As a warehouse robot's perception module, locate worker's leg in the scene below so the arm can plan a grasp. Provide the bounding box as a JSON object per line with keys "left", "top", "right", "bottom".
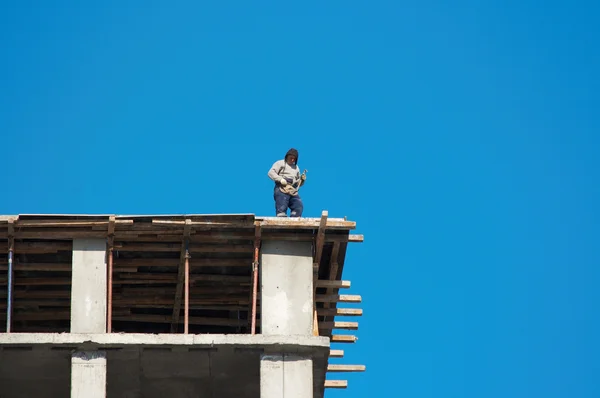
{"left": 274, "top": 188, "right": 290, "bottom": 217}
{"left": 288, "top": 194, "right": 303, "bottom": 217}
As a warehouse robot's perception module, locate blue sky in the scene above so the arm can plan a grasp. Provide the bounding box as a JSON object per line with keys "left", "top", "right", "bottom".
{"left": 1, "top": 1, "right": 599, "bottom": 397}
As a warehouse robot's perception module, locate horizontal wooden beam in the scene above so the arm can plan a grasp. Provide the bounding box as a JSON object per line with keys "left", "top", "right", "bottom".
{"left": 316, "top": 294, "right": 361, "bottom": 303}
{"left": 315, "top": 280, "right": 350, "bottom": 289}
{"left": 14, "top": 220, "right": 133, "bottom": 227}
{"left": 324, "top": 380, "right": 347, "bottom": 389}
{"left": 319, "top": 321, "right": 358, "bottom": 330}
{"left": 331, "top": 335, "right": 358, "bottom": 343}
{"left": 14, "top": 242, "right": 72, "bottom": 253}
{"left": 116, "top": 273, "right": 250, "bottom": 284}
{"left": 113, "top": 258, "right": 252, "bottom": 267}
{"left": 317, "top": 308, "right": 362, "bottom": 317}
{"left": 327, "top": 364, "right": 366, "bottom": 372}
{"left": 113, "top": 314, "right": 246, "bottom": 327}
{"left": 112, "top": 304, "right": 248, "bottom": 311}
{"left": 329, "top": 349, "right": 344, "bottom": 358}
{"left": 114, "top": 243, "right": 253, "bottom": 253}
{"left": 258, "top": 217, "right": 355, "bottom": 230}
{"left": 348, "top": 234, "right": 363, "bottom": 242}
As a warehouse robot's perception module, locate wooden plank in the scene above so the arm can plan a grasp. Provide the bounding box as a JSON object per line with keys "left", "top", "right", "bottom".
{"left": 115, "top": 273, "right": 250, "bottom": 284}
{"left": 324, "top": 380, "right": 347, "bottom": 389}
{"left": 172, "top": 218, "right": 190, "bottom": 332}
{"left": 319, "top": 321, "right": 358, "bottom": 330}
{"left": 13, "top": 242, "right": 72, "bottom": 253}
{"left": 14, "top": 220, "right": 133, "bottom": 227}
{"left": 0, "top": 299, "right": 69, "bottom": 308}
{"left": 330, "top": 335, "right": 357, "bottom": 343}
{"left": 316, "top": 294, "right": 361, "bottom": 303}
{"left": 258, "top": 217, "right": 355, "bottom": 230}
{"left": 0, "top": 264, "right": 137, "bottom": 272}
{"left": 112, "top": 303, "right": 248, "bottom": 311}
{"left": 112, "top": 297, "right": 250, "bottom": 305}
{"left": 314, "top": 210, "right": 328, "bottom": 265}
{"left": 118, "top": 286, "right": 248, "bottom": 296}
{"left": 348, "top": 234, "right": 364, "bottom": 242}
{"left": 15, "top": 231, "right": 106, "bottom": 239}
{"left": 1, "top": 291, "right": 71, "bottom": 299}
{"left": 0, "top": 278, "right": 71, "bottom": 286}
{"left": 317, "top": 308, "right": 362, "bottom": 317}
{"left": 152, "top": 220, "right": 254, "bottom": 228}
{"left": 113, "top": 258, "right": 251, "bottom": 267}
{"left": 8, "top": 309, "right": 130, "bottom": 321}
{"left": 316, "top": 280, "right": 350, "bottom": 289}
{"left": 329, "top": 349, "right": 344, "bottom": 358}
{"left": 327, "top": 364, "right": 366, "bottom": 372}
{"left": 113, "top": 243, "right": 253, "bottom": 253}
{"left": 312, "top": 211, "right": 328, "bottom": 337}
{"left": 114, "top": 314, "right": 246, "bottom": 327}
{"left": 0, "top": 263, "right": 72, "bottom": 272}
{"left": 323, "top": 242, "right": 341, "bottom": 318}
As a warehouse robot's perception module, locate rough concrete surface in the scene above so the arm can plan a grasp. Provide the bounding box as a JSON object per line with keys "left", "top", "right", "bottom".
{"left": 71, "top": 238, "right": 107, "bottom": 333}
{"left": 0, "top": 333, "right": 329, "bottom": 398}
{"left": 260, "top": 240, "right": 314, "bottom": 336}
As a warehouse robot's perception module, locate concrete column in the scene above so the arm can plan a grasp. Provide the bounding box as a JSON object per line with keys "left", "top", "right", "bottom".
{"left": 71, "top": 238, "right": 107, "bottom": 333}
{"left": 71, "top": 351, "right": 107, "bottom": 398}
{"left": 260, "top": 240, "right": 314, "bottom": 335}
{"left": 261, "top": 354, "right": 313, "bottom": 398}
{"left": 71, "top": 239, "right": 107, "bottom": 398}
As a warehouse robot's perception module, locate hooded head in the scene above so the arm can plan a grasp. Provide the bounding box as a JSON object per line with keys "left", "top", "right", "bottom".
{"left": 285, "top": 148, "right": 299, "bottom": 165}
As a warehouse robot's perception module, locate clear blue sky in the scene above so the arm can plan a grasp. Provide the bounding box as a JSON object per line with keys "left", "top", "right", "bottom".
{"left": 1, "top": 1, "right": 599, "bottom": 397}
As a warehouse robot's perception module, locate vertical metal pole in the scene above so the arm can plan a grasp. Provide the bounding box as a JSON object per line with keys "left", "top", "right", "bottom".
{"left": 107, "top": 243, "right": 113, "bottom": 333}
{"left": 6, "top": 236, "right": 14, "bottom": 333}
{"left": 107, "top": 216, "right": 115, "bottom": 333}
{"left": 184, "top": 240, "right": 190, "bottom": 334}
{"left": 250, "top": 226, "right": 261, "bottom": 335}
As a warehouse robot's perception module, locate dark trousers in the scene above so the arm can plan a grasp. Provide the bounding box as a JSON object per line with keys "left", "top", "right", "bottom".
{"left": 274, "top": 188, "right": 304, "bottom": 217}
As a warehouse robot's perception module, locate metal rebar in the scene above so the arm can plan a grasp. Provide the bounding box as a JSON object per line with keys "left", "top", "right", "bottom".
{"left": 6, "top": 238, "right": 14, "bottom": 333}
{"left": 250, "top": 230, "right": 260, "bottom": 334}
{"left": 107, "top": 243, "right": 113, "bottom": 333}
{"left": 184, "top": 242, "right": 190, "bottom": 334}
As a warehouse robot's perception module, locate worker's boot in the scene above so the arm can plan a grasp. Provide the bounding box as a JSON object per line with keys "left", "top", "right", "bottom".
{"left": 276, "top": 212, "right": 287, "bottom": 217}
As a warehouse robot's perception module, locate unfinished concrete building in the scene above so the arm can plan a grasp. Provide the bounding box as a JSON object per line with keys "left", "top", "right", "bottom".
{"left": 0, "top": 211, "right": 364, "bottom": 397}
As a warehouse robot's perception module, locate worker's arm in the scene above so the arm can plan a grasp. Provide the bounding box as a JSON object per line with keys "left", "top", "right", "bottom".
{"left": 267, "top": 160, "right": 285, "bottom": 182}
{"left": 298, "top": 169, "right": 306, "bottom": 186}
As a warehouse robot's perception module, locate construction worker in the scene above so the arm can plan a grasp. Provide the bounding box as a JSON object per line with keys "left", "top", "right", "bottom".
{"left": 267, "top": 148, "right": 307, "bottom": 217}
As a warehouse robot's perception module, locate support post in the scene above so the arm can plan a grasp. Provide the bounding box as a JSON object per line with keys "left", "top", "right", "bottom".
{"left": 260, "top": 353, "right": 313, "bottom": 398}
{"left": 184, "top": 243, "right": 190, "bottom": 334}
{"left": 250, "top": 224, "right": 261, "bottom": 334}
{"left": 6, "top": 218, "right": 14, "bottom": 333}
{"left": 71, "top": 351, "right": 107, "bottom": 398}
{"left": 171, "top": 219, "right": 191, "bottom": 333}
{"left": 260, "top": 240, "right": 314, "bottom": 335}
{"left": 106, "top": 216, "right": 115, "bottom": 333}
{"left": 71, "top": 239, "right": 107, "bottom": 333}
{"left": 71, "top": 238, "right": 107, "bottom": 398}
{"left": 312, "top": 211, "right": 328, "bottom": 336}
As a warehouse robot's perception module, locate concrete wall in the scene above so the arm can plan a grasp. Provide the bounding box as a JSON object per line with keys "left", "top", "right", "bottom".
{"left": 260, "top": 240, "right": 314, "bottom": 335}
{"left": 260, "top": 354, "right": 313, "bottom": 398}
{"left": 72, "top": 351, "right": 107, "bottom": 398}
{"left": 71, "top": 239, "right": 108, "bottom": 398}
{"left": 71, "top": 239, "right": 107, "bottom": 333}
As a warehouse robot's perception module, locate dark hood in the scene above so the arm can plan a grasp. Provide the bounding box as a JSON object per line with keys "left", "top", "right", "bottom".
{"left": 285, "top": 148, "right": 299, "bottom": 164}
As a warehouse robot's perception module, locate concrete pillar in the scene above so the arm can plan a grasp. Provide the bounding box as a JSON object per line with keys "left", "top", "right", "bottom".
{"left": 260, "top": 240, "right": 314, "bottom": 335}
{"left": 260, "top": 241, "right": 314, "bottom": 397}
{"left": 71, "top": 351, "right": 107, "bottom": 398}
{"left": 71, "top": 239, "right": 107, "bottom": 398}
{"left": 261, "top": 354, "right": 313, "bottom": 398}
{"left": 71, "top": 238, "right": 107, "bottom": 333}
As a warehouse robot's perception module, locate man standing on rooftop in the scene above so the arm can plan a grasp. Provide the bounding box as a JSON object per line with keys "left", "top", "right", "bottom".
{"left": 267, "top": 148, "right": 306, "bottom": 217}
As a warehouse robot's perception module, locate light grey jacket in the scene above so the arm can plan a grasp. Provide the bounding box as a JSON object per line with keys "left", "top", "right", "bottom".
{"left": 268, "top": 160, "right": 303, "bottom": 195}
